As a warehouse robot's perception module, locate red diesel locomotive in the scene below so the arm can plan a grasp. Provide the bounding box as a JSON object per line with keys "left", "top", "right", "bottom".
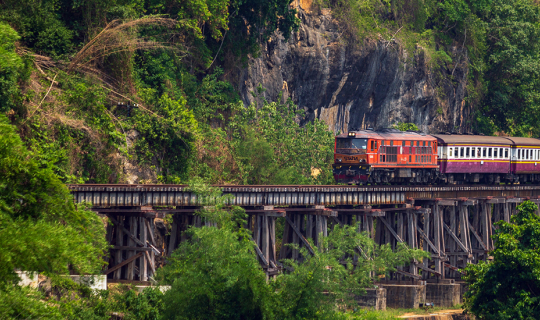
{"left": 333, "top": 129, "right": 438, "bottom": 184}
{"left": 333, "top": 129, "right": 540, "bottom": 184}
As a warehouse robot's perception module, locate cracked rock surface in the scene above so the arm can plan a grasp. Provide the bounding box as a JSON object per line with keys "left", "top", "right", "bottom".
{"left": 236, "top": 1, "right": 470, "bottom": 134}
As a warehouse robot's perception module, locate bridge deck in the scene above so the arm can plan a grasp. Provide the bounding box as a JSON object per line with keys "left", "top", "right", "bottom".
{"left": 69, "top": 184, "right": 540, "bottom": 207}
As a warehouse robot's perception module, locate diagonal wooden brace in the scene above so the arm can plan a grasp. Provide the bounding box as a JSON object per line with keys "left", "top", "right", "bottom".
{"left": 378, "top": 217, "right": 404, "bottom": 243}
{"left": 416, "top": 226, "right": 440, "bottom": 254}
{"left": 286, "top": 216, "right": 315, "bottom": 255}
{"left": 443, "top": 223, "right": 470, "bottom": 253}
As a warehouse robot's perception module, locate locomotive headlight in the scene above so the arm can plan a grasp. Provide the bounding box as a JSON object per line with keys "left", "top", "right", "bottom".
{"left": 348, "top": 132, "right": 356, "bottom": 137}
{"left": 337, "top": 158, "right": 342, "bottom": 162}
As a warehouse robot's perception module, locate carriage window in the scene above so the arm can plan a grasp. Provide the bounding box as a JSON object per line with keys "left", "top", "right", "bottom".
{"left": 429, "top": 141, "right": 432, "bottom": 147}
{"left": 402, "top": 141, "right": 406, "bottom": 146}
{"left": 482, "top": 148, "right": 486, "bottom": 157}
{"left": 459, "top": 147, "right": 464, "bottom": 158}
{"left": 466, "top": 147, "right": 470, "bottom": 157}
{"left": 477, "top": 148, "right": 481, "bottom": 157}
{"left": 505, "top": 148, "right": 509, "bottom": 158}
{"left": 471, "top": 147, "right": 475, "bottom": 157}
{"left": 449, "top": 147, "right": 453, "bottom": 157}
{"left": 494, "top": 148, "right": 498, "bottom": 158}
{"left": 488, "top": 148, "right": 492, "bottom": 157}
{"left": 499, "top": 148, "right": 503, "bottom": 158}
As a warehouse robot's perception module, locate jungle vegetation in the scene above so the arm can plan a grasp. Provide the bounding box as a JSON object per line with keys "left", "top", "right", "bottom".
{"left": 2, "top": 0, "right": 540, "bottom": 319}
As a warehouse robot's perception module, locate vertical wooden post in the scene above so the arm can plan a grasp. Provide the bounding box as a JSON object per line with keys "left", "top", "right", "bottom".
{"left": 114, "top": 216, "right": 124, "bottom": 280}
{"left": 322, "top": 215, "right": 328, "bottom": 237}
{"left": 458, "top": 202, "right": 471, "bottom": 268}
{"left": 168, "top": 215, "right": 177, "bottom": 256}
{"left": 140, "top": 217, "right": 147, "bottom": 281}
{"left": 449, "top": 206, "right": 457, "bottom": 278}
{"left": 306, "top": 215, "right": 313, "bottom": 240}
{"left": 292, "top": 214, "right": 300, "bottom": 260}
{"left": 279, "top": 217, "right": 291, "bottom": 260}
{"left": 408, "top": 210, "right": 418, "bottom": 276}
{"left": 127, "top": 217, "right": 136, "bottom": 280}
{"left": 149, "top": 218, "right": 156, "bottom": 279}
{"left": 269, "top": 217, "right": 276, "bottom": 266}
{"left": 262, "top": 214, "right": 269, "bottom": 264}
{"left": 504, "top": 202, "right": 510, "bottom": 223}
{"left": 423, "top": 207, "right": 431, "bottom": 280}
{"left": 315, "top": 215, "right": 322, "bottom": 248}
{"left": 433, "top": 204, "right": 442, "bottom": 277}
{"left": 374, "top": 217, "right": 383, "bottom": 246}
{"left": 367, "top": 215, "right": 374, "bottom": 239}
{"left": 481, "top": 202, "right": 490, "bottom": 254}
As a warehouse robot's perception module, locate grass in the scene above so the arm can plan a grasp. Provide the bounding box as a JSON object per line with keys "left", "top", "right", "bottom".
{"left": 347, "top": 304, "right": 464, "bottom": 319}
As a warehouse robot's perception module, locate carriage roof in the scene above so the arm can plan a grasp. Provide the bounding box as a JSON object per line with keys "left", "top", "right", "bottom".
{"left": 337, "top": 130, "right": 436, "bottom": 141}
{"left": 432, "top": 134, "right": 513, "bottom": 146}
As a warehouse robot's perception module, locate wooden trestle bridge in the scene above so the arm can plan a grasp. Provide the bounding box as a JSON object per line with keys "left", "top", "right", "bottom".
{"left": 69, "top": 184, "right": 540, "bottom": 284}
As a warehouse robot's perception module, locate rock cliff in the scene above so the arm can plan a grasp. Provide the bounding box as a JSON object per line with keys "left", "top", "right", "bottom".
{"left": 236, "top": 1, "right": 471, "bottom": 134}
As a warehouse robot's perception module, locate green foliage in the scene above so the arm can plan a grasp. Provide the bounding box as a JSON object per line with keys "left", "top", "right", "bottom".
{"left": 272, "top": 223, "right": 428, "bottom": 318}
{"left": 132, "top": 90, "right": 198, "bottom": 182}
{"left": 0, "top": 285, "right": 62, "bottom": 319}
{"left": 0, "top": 114, "right": 108, "bottom": 284}
{"left": 392, "top": 122, "right": 419, "bottom": 131}
{"left": 158, "top": 185, "right": 427, "bottom": 319}
{"left": 0, "top": 113, "right": 112, "bottom": 317}
{"left": 225, "top": 0, "right": 300, "bottom": 60}
{"left": 228, "top": 93, "right": 335, "bottom": 185}
{"left": 477, "top": 0, "right": 540, "bottom": 136}
{"left": 0, "top": 0, "right": 74, "bottom": 58}
{"left": 157, "top": 183, "right": 270, "bottom": 320}
{"left": 0, "top": 23, "right": 27, "bottom": 113}
{"left": 55, "top": 284, "right": 164, "bottom": 320}
{"left": 463, "top": 200, "right": 540, "bottom": 319}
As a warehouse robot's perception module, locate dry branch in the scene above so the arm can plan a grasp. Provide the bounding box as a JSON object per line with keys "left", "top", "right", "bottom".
{"left": 68, "top": 17, "right": 185, "bottom": 74}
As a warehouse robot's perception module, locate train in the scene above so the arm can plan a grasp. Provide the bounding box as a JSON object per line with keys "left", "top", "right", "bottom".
{"left": 333, "top": 129, "right": 540, "bottom": 185}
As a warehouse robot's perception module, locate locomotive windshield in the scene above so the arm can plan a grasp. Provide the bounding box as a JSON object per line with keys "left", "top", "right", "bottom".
{"left": 336, "top": 138, "right": 367, "bottom": 151}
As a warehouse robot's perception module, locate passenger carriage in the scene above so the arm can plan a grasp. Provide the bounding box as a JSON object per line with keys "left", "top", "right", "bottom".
{"left": 506, "top": 137, "right": 540, "bottom": 183}
{"left": 433, "top": 134, "right": 512, "bottom": 184}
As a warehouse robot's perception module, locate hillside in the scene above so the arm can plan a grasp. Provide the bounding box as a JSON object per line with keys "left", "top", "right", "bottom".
{"left": 1, "top": 0, "right": 540, "bottom": 184}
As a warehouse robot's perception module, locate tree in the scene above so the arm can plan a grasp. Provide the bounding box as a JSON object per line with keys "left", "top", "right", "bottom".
{"left": 0, "top": 23, "right": 27, "bottom": 113}
{"left": 0, "top": 113, "right": 108, "bottom": 315}
{"left": 463, "top": 200, "right": 540, "bottom": 319}
{"left": 272, "top": 223, "right": 428, "bottom": 319}
{"left": 477, "top": 0, "right": 540, "bottom": 136}
{"left": 157, "top": 181, "right": 427, "bottom": 319}
{"left": 392, "top": 122, "right": 419, "bottom": 131}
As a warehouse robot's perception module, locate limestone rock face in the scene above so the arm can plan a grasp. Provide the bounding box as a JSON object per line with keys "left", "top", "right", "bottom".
{"left": 237, "top": 3, "right": 470, "bottom": 134}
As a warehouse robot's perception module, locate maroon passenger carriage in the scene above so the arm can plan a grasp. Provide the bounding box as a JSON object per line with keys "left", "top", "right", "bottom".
{"left": 434, "top": 134, "right": 540, "bottom": 184}
{"left": 506, "top": 137, "right": 540, "bottom": 183}
{"left": 434, "top": 135, "right": 512, "bottom": 184}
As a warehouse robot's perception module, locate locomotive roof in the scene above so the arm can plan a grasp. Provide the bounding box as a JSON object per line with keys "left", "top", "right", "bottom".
{"left": 504, "top": 137, "right": 540, "bottom": 146}
{"left": 432, "top": 134, "right": 513, "bottom": 145}
{"left": 336, "top": 129, "right": 436, "bottom": 141}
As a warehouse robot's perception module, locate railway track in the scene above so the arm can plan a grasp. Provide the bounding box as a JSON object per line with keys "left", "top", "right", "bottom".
{"left": 68, "top": 184, "right": 540, "bottom": 207}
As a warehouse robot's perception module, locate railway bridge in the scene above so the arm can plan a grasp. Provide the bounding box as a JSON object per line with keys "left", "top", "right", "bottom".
{"left": 69, "top": 184, "right": 540, "bottom": 308}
